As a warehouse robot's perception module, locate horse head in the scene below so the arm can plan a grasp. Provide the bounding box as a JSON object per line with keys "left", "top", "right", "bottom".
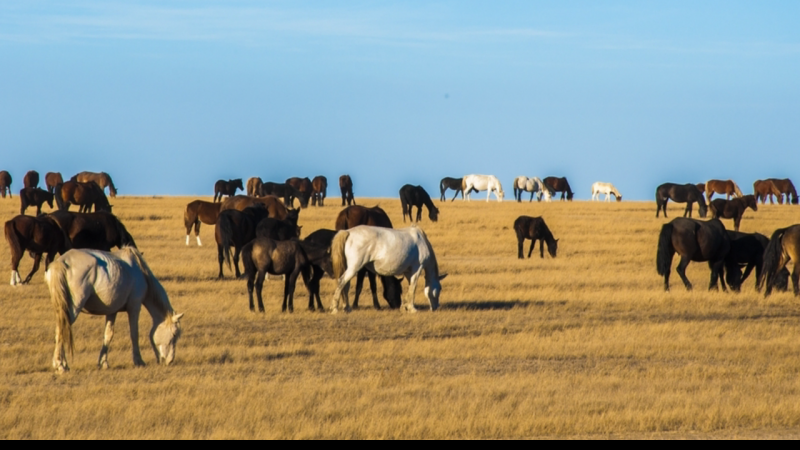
{"left": 233, "top": 179, "right": 244, "bottom": 192}
{"left": 424, "top": 273, "right": 447, "bottom": 312}
{"left": 697, "top": 202, "right": 708, "bottom": 218}
{"left": 429, "top": 205, "right": 440, "bottom": 222}
{"left": 548, "top": 239, "right": 559, "bottom": 258}
{"left": 152, "top": 313, "right": 183, "bottom": 366}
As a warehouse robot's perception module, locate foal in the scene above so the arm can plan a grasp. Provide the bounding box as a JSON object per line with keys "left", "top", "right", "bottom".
{"left": 514, "top": 216, "right": 559, "bottom": 259}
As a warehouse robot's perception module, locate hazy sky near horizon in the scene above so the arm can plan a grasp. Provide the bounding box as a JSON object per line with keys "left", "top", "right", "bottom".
{"left": 1, "top": 1, "right": 798, "bottom": 199}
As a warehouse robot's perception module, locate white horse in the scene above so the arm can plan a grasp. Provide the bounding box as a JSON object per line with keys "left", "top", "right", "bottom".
{"left": 463, "top": 174, "right": 504, "bottom": 202}
{"left": 591, "top": 182, "right": 623, "bottom": 202}
{"left": 513, "top": 176, "right": 553, "bottom": 202}
{"left": 329, "top": 225, "right": 446, "bottom": 314}
{"left": 45, "top": 247, "right": 184, "bottom": 374}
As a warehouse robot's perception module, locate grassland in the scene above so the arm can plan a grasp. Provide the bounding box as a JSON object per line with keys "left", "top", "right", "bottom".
{"left": 1, "top": 195, "right": 799, "bottom": 439}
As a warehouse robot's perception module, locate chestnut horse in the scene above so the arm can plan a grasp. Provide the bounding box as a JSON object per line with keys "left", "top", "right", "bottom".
{"left": 246, "top": 177, "right": 263, "bottom": 197}
{"left": 45, "top": 172, "right": 63, "bottom": 193}
{"left": 55, "top": 181, "right": 112, "bottom": 213}
{"left": 286, "top": 177, "right": 313, "bottom": 208}
{"left": 339, "top": 175, "right": 355, "bottom": 206}
{"left": 543, "top": 176, "right": 574, "bottom": 201}
{"left": 48, "top": 210, "right": 136, "bottom": 251}
{"left": 709, "top": 195, "right": 757, "bottom": 232}
{"left": 767, "top": 178, "right": 798, "bottom": 205}
{"left": 213, "top": 179, "right": 243, "bottom": 202}
{"left": 72, "top": 172, "right": 117, "bottom": 198}
{"left": 753, "top": 179, "right": 784, "bottom": 205}
{"left": 5, "top": 215, "right": 71, "bottom": 286}
{"left": 20, "top": 187, "right": 54, "bottom": 216}
{"left": 311, "top": 176, "right": 327, "bottom": 207}
{"left": 23, "top": 170, "right": 39, "bottom": 189}
{"left": 219, "top": 195, "right": 291, "bottom": 220}
{"left": 184, "top": 200, "right": 223, "bottom": 246}
{"left": 762, "top": 225, "right": 800, "bottom": 296}
{"left": 705, "top": 179, "right": 743, "bottom": 201}
{"left": 0, "top": 171, "right": 11, "bottom": 198}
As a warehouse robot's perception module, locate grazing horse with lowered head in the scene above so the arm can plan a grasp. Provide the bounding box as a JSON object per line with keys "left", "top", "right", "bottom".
{"left": 722, "top": 231, "right": 771, "bottom": 293}
{"left": 20, "top": 187, "right": 54, "bottom": 216}
{"left": 46, "top": 247, "right": 183, "bottom": 373}
{"left": 246, "top": 177, "right": 263, "bottom": 197}
{"left": 656, "top": 218, "right": 730, "bottom": 291}
{"left": 184, "top": 200, "right": 222, "bottom": 246}
{"left": 0, "top": 171, "right": 11, "bottom": 198}
{"left": 55, "top": 181, "right": 112, "bottom": 213}
{"left": 242, "top": 237, "right": 312, "bottom": 313}
{"left": 591, "top": 182, "right": 622, "bottom": 202}
{"left": 286, "top": 177, "right": 313, "bottom": 208}
{"left": 705, "top": 179, "right": 743, "bottom": 201}
{"left": 514, "top": 216, "right": 558, "bottom": 259}
{"left": 399, "top": 184, "right": 439, "bottom": 223}
{"left": 753, "top": 179, "right": 783, "bottom": 205}
{"left": 48, "top": 210, "right": 136, "bottom": 251}
{"left": 543, "top": 177, "right": 574, "bottom": 201}
{"left": 311, "top": 176, "right": 327, "bottom": 207}
{"left": 440, "top": 177, "right": 470, "bottom": 202}
{"left": 462, "top": 174, "right": 504, "bottom": 202}
{"left": 23, "top": 170, "right": 40, "bottom": 189}
{"left": 655, "top": 183, "right": 708, "bottom": 218}
{"left": 761, "top": 225, "right": 800, "bottom": 297}
{"left": 514, "top": 176, "right": 553, "bottom": 202}
{"left": 215, "top": 204, "right": 272, "bottom": 279}
{"left": 696, "top": 183, "right": 706, "bottom": 199}
{"left": 339, "top": 175, "right": 356, "bottom": 206}
{"left": 260, "top": 182, "right": 302, "bottom": 208}
{"left": 45, "top": 172, "right": 63, "bottom": 193}
{"left": 767, "top": 178, "right": 799, "bottom": 205}
{"left": 72, "top": 172, "right": 118, "bottom": 198}
{"left": 330, "top": 226, "right": 446, "bottom": 313}
{"left": 5, "top": 214, "right": 71, "bottom": 286}
{"left": 709, "top": 195, "right": 757, "bottom": 232}
{"left": 213, "top": 179, "right": 243, "bottom": 202}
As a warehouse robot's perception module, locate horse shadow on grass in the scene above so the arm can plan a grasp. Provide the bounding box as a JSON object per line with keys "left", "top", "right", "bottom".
{"left": 441, "top": 300, "right": 554, "bottom": 312}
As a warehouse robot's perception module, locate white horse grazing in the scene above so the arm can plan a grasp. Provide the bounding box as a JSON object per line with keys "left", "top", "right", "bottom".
{"left": 591, "top": 182, "right": 623, "bottom": 202}
{"left": 45, "top": 247, "right": 184, "bottom": 374}
{"left": 330, "top": 225, "right": 446, "bottom": 314}
{"left": 514, "top": 176, "right": 553, "bottom": 202}
{"left": 463, "top": 174, "right": 504, "bottom": 202}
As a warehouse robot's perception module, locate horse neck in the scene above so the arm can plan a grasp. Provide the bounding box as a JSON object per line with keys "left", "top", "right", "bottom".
{"left": 422, "top": 194, "right": 435, "bottom": 210}
{"left": 538, "top": 222, "right": 555, "bottom": 243}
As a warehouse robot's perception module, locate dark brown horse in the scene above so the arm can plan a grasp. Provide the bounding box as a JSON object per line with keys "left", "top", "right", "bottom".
{"left": 0, "top": 171, "right": 11, "bottom": 198}
{"left": 766, "top": 178, "right": 798, "bottom": 205}
{"left": 241, "top": 237, "right": 312, "bottom": 313}
{"left": 215, "top": 205, "right": 272, "bottom": 278}
{"left": 762, "top": 225, "right": 800, "bottom": 296}
{"left": 311, "top": 176, "right": 327, "bottom": 207}
{"left": 753, "top": 179, "right": 783, "bottom": 205}
{"left": 339, "top": 175, "right": 355, "bottom": 206}
{"left": 722, "top": 231, "right": 770, "bottom": 292}
{"left": 19, "top": 187, "right": 54, "bottom": 216}
{"left": 213, "top": 179, "right": 243, "bottom": 202}
{"left": 696, "top": 183, "right": 706, "bottom": 199}
{"left": 45, "top": 172, "right": 63, "bottom": 193}
{"left": 440, "top": 177, "right": 469, "bottom": 201}
{"left": 260, "top": 182, "right": 302, "bottom": 208}
{"left": 543, "top": 177, "right": 574, "bottom": 201}
{"left": 514, "top": 216, "right": 558, "bottom": 259}
{"left": 705, "top": 179, "right": 743, "bottom": 201}
{"left": 184, "top": 200, "right": 223, "bottom": 246}
{"left": 399, "top": 185, "right": 439, "bottom": 223}
{"left": 48, "top": 210, "right": 136, "bottom": 251}
{"left": 286, "top": 177, "right": 313, "bottom": 208}
{"left": 55, "top": 181, "right": 112, "bottom": 213}
{"left": 255, "top": 217, "right": 301, "bottom": 241}
{"left": 23, "top": 170, "right": 39, "bottom": 189}
{"left": 72, "top": 171, "right": 117, "bottom": 198}
{"left": 219, "top": 195, "right": 291, "bottom": 220}
{"left": 656, "top": 218, "right": 730, "bottom": 291}
{"left": 655, "top": 183, "right": 708, "bottom": 218}
{"left": 4, "top": 215, "right": 71, "bottom": 286}
{"left": 246, "top": 177, "right": 263, "bottom": 197}
{"left": 335, "top": 205, "right": 401, "bottom": 309}
{"left": 709, "top": 195, "right": 757, "bottom": 231}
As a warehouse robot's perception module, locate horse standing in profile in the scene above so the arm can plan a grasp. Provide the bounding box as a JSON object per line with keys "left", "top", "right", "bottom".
{"left": 761, "top": 225, "right": 800, "bottom": 297}
{"left": 440, "top": 177, "right": 467, "bottom": 202}
{"left": 767, "top": 178, "right": 799, "bottom": 205}
{"left": 0, "top": 171, "right": 11, "bottom": 198}
{"left": 213, "top": 179, "right": 243, "bottom": 202}
{"left": 339, "top": 175, "right": 356, "bottom": 206}
{"left": 543, "top": 177, "right": 574, "bottom": 201}
{"left": 5, "top": 214, "right": 71, "bottom": 286}
{"left": 709, "top": 195, "right": 757, "bottom": 232}
{"left": 591, "top": 182, "right": 622, "bottom": 202}
{"left": 19, "top": 187, "right": 54, "bottom": 216}
{"left": 656, "top": 218, "right": 730, "bottom": 291}
{"left": 45, "top": 172, "right": 63, "bottom": 193}
{"left": 753, "top": 179, "right": 783, "bottom": 205}
{"left": 705, "top": 179, "right": 743, "bottom": 201}
{"left": 48, "top": 210, "right": 136, "bottom": 251}
{"left": 722, "top": 231, "right": 771, "bottom": 292}
{"left": 514, "top": 216, "right": 558, "bottom": 259}
{"left": 462, "top": 174, "right": 504, "bottom": 202}
{"left": 46, "top": 247, "right": 184, "bottom": 373}
{"left": 655, "top": 183, "right": 708, "bottom": 218}
{"left": 55, "top": 181, "right": 112, "bottom": 213}
{"left": 241, "top": 238, "right": 312, "bottom": 313}
{"left": 399, "top": 185, "right": 439, "bottom": 223}
{"left": 329, "top": 226, "right": 446, "bottom": 314}
{"left": 184, "top": 200, "right": 222, "bottom": 246}
{"left": 311, "top": 176, "right": 328, "bottom": 206}
{"left": 72, "top": 172, "right": 118, "bottom": 198}
{"left": 514, "top": 176, "right": 553, "bottom": 202}
{"left": 246, "top": 177, "right": 263, "bottom": 197}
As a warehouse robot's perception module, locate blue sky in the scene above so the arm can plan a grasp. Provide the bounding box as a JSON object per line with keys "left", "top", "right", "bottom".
{"left": 1, "top": 1, "right": 798, "bottom": 199}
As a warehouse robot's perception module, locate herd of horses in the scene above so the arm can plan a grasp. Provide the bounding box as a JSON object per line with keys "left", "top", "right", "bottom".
{"left": 2, "top": 167, "right": 799, "bottom": 373}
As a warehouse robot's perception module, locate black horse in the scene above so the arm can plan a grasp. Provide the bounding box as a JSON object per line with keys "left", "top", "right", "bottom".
{"left": 720, "top": 231, "right": 781, "bottom": 293}
{"left": 514, "top": 216, "right": 558, "bottom": 259}
{"left": 439, "top": 177, "right": 469, "bottom": 202}
{"left": 656, "top": 218, "right": 730, "bottom": 291}
{"left": 4, "top": 215, "right": 71, "bottom": 285}
{"left": 213, "top": 179, "right": 243, "bottom": 203}
{"left": 339, "top": 175, "right": 355, "bottom": 206}
{"left": 241, "top": 237, "right": 312, "bottom": 313}
{"left": 215, "top": 204, "right": 271, "bottom": 278}
{"left": 255, "top": 217, "right": 301, "bottom": 241}
{"left": 48, "top": 210, "right": 136, "bottom": 251}
{"left": 261, "top": 182, "right": 304, "bottom": 208}
{"left": 399, "top": 184, "right": 439, "bottom": 223}
{"left": 20, "top": 187, "right": 54, "bottom": 216}
{"left": 655, "top": 183, "right": 708, "bottom": 218}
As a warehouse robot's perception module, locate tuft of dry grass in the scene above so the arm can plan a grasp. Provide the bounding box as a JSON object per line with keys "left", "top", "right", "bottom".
{"left": 0, "top": 196, "right": 799, "bottom": 439}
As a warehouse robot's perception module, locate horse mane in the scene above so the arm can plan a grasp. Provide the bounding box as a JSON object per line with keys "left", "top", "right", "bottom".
{"left": 122, "top": 247, "right": 174, "bottom": 317}
{"left": 731, "top": 181, "right": 743, "bottom": 197}
{"left": 416, "top": 226, "right": 442, "bottom": 277}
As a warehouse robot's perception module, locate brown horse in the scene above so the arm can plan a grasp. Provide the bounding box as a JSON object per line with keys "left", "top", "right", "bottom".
{"left": 246, "top": 177, "right": 263, "bottom": 197}
{"left": 543, "top": 176, "right": 574, "bottom": 201}
{"left": 219, "top": 195, "right": 291, "bottom": 220}
{"left": 767, "top": 178, "right": 798, "bottom": 205}
{"left": 335, "top": 205, "right": 400, "bottom": 309}
{"left": 55, "top": 181, "right": 112, "bottom": 213}
{"left": 286, "top": 177, "right": 313, "bottom": 208}
{"left": 762, "top": 225, "right": 800, "bottom": 296}
{"left": 696, "top": 183, "right": 706, "bottom": 198}
{"left": 705, "top": 179, "right": 743, "bottom": 201}
{"left": 709, "top": 195, "right": 757, "bottom": 231}
{"left": 23, "top": 170, "right": 39, "bottom": 189}
{"left": 4, "top": 215, "right": 71, "bottom": 286}
{"left": 45, "top": 172, "right": 63, "bottom": 193}
{"left": 213, "top": 179, "right": 243, "bottom": 202}
{"left": 184, "top": 200, "right": 222, "bottom": 246}
{"left": 215, "top": 205, "right": 272, "bottom": 278}
{"left": 0, "top": 171, "right": 11, "bottom": 198}
{"left": 20, "top": 187, "right": 54, "bottom": 216}
{"left": 48, "top": 210, "right": 136, "bottom": 251}
{"left": 339, "top": 175, "right": 355, "bottom": 206}
{"left": 656, "top": 218, "right": 730, "bottom": 291}
{"left": 514, "top": 216, "right": 558, "bottom": 259}
{"left": 241, "top": 237, "right": 312, "bottom": 313}
{"left": 311, "top": 176, "right": 327, "bottom": 207}
{"left": 753, "top": 179, "right": 783, "bottom": 205}
{"left": 72, "top": 172, "right": 118, "bottom": 198}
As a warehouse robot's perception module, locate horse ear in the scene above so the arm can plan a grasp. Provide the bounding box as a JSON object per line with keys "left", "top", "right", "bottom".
{"left": 438, "top": 273, "right": 448, "bottom": 281}
{"left": 172, "top": 313, "right": 184, "bottom": 323}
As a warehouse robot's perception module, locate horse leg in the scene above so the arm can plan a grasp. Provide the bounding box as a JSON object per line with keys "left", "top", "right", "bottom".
{"left": 708, "top": 260, "right": 725, "bottom": 291}
{"left": 676, "top": 256, "right": 693, "bottom": 291}
{"left": 195, "top": 220, "right": 202, "bottom": 246}
{"left": 233, "top": 246, "right": 242, "bottom": 278}
{"left": 217, "top": 244, "right": 225, "bottom": 278}
{"left": 98, "top": 313, "right": 118, "bottom": 369}
{"left": 127, "top": 308, "right": 146, "bottom": 367}
{"left": 734, "top": 215, "right": 741, "bottom": 232}
{"left": 9, "top": 249, "right": 22, "bottom": 286}
{"left": 285, "top": 269, "right": 302, "bottom": 313}
{"left": 684, "top": 203, "right": 692, "bottom": 218}
{"left": 53, "top": 322, "right": 69, "bottom": 374}
{"left": 353, "top": 269, "right": 366, "bottom": 309}
{"left": 792, "top": 265, "right": 800, "bottom": 297}
{"left": 516, "top": 233, "right": 525, "bottom": 259}
{"left": 256, "top": 270, "right": 267, "bottom": 313}
{"left": 451, "top": 190, "right": 460, "bottom": 202}
{"left": 528, "top": 239, "right": 537, "bottom": 259}
{"left": 368, "top": 271, "right": 381, "bottom": 310}
{"left": 540, "top": 239, "right": 545, "bottom": 259}
{"left": 331, "top": 270, "right": 357, "bottom": 314}
{"left": 403, "top": 267, "right": 424, "bottom": 313}
{"left": 246, "top": 267, "right": 257, "bottom": 312}
{"left": 416, "top": 206, "right": 422, "bottom": 223}
{"left": 22, "top": 253, "right": 42, "bottom": 285}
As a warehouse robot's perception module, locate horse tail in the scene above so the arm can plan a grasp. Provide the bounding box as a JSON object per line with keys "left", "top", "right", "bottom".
{"left": 115, "top": 217, "right": 136, "bottom": 248}
{"left": 656, "top": 222, "right": 674, "bottom": 276}
{"left": 47, "top": 258, "right": 74, "bottom": 356}
{"left": 761, "top": 227, "right": 788, "bottom": 291}
{"left": 54, "top": 183, "right": 65, "bottom": 211}
{"left": 732, "top": 181, "right": 743, "bottom": 198}
{"left": 218, "top": 213, "right": 235, "bottom": 270}
{"left": 331, "top": 230, "right": 350, "bottom": 280}
{"left": 4, "top": 220, "right": 22, "bottom": 265}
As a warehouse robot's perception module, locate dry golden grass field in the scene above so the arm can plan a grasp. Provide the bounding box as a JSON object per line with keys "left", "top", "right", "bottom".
{"left": 1, "top": 195, "right": 800, "bottom": 439}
